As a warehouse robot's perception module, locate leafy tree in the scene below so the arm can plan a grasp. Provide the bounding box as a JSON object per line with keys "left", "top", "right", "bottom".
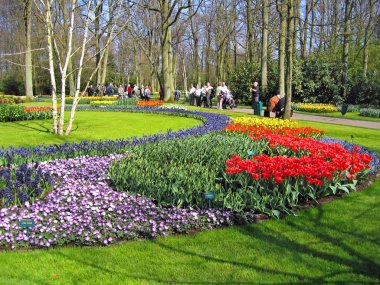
{"left": 295, "top": 57, "right": 344, "bottom": 104}
{"left": 229, "top": 62, "right": 259, "bottom": 104}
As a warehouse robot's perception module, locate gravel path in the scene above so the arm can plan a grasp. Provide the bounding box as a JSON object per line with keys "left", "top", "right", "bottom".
{"left": 231, "top": 108, "right": 380, "bottom": 130}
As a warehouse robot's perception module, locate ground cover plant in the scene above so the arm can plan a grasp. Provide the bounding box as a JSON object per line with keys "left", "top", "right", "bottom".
{"left": 360, "top": 108, "right": 380, "bottom": 118}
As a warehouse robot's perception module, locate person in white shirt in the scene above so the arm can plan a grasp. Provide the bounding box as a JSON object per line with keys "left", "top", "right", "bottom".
{"left": 205, "top": 82, "right": 213, "bottom": 108}
{"left": 118, "top": 85, "right": 124, "bottom": 97}
{"left": 189, "top": 84, "right": 196, "bottom": 106}
{"left": 216, "top": 82, "right": 224, "bottom": 110}
{"left": 195, "top": 84, "right": 202, "bottom": 107}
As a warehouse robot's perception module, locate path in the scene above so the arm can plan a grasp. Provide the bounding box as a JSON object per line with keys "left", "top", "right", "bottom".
{"left": 231, "top": 108, "right": 380, "bottom": 130}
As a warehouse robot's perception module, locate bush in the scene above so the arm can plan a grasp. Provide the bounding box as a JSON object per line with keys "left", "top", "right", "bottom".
{"left": 295, "top": 57, "right": 344, "bottom": 105}
{"left": 229, "top": 62, "right": 259, "bottom": 104}
{"left": 349, "top": 72, "right": 380, "bottom": 107}
{"left": 360, "top": 108, "right": 380, "bottom": 118}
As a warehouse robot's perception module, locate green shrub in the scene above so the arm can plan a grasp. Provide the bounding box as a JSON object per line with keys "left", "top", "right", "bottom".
{"left": 360, "top": 108, "right": 380, "bottom": 118}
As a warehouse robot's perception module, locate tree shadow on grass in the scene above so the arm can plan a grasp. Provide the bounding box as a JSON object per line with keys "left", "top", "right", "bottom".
{"left": 50, "top": 250, "right": 255, "bottom": 285}
{"left": 150, "top": 238, "right": 369, "bottom": 285}
{"left": 234, "top": 205, "right": 380, "bottom": 283}
{"left": 13, "top": 121, "right": 51, "bottom": 133}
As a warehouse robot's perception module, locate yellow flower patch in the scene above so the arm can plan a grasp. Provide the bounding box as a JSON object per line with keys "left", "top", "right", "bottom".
{"left": 232, "top": 116, "right": 298, "bottom": 129}
{"left": 294, "top": 103, "right": 337, "bottom": 113}
{"left": 90, "top": 101, "right": 117, "bottom": 106}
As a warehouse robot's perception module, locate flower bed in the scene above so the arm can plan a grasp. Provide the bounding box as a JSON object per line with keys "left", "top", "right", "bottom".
{"left": 0, "top": 107, "right": 229, "bottom": 166}
{"left": 137, "top": 100, "right": 164, "bottom": 107}
{"left": 0, "top": 164, "right": 53, "bottom": 208}
{"left": 0, "top": 155, "right": 232, "bottom": 249}
{"left": 109, "top": 121, "right": 376, "bottom": 217}
{"left": 90, "top": 101, "right": 117, "bottom": 106}
{"left": 0, "top": 108, "right": 378, "bottom": 249}
{"left": 65, "top": 96, "right": 118, "bottom": 101}
{"left": 293, "top": 103, "right": 338, "bottom": 113}
{"left": 232, "top": 116, "right": 298, "bottom": 129}
{"left": 0, "top": 104, "right": 52, "bottom": 122}
{"left": 0, "top": 96, "right": 25, "bottom": 104}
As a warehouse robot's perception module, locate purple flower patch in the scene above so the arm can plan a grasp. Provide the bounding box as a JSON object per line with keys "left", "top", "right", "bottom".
{"left": 0, "top": 155, "right": 232, "bottom": 249}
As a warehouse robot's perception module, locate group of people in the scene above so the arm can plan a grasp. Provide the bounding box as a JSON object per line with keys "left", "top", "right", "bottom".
{"left": 87, "top": 83, "right": 115, "bottom": 96}
{"left": 87, "top": 83, "right": 154, "bottom": 101}
{"left": 250, "top": 81, "right": 287, "bottom": 118}
{"left": 187, "top": 82, "right": 236, "bottom": 110}
{"left": 122, "top": 84, "right": 153, "bottom": 101}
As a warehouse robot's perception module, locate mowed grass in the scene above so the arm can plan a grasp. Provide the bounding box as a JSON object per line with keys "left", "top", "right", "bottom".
{"left": 0, "top": 111, "right": 201, "bottom": 148}
{"left": 297, "top": 120, "right": 380, "bottom": 151}
{"left": 0, "top": 114, "right": 379, "bottom": 284}
{"left": 295, "top": 110, "right": 380, "bottom": 122}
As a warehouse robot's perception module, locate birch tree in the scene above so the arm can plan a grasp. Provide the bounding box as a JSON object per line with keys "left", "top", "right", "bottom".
{"left": 37, "top": 0, "right": 130, "bottom": 135}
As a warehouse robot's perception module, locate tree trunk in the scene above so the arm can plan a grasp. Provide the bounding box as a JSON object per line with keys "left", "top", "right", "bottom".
{"left": 189, "top": 0, "right": 200, "bottom": 85}
{"left": 309, "top": 0, "right": 315, "bottom": 52}
{"left": 168, "top": 27, "right": 174, "bottom": 99}
{"left": 342, "top": 0, "right": 353, "bottom": 101}
{"left": 261, "top": 0, "right": 269, "bottom": 97}
{"left": 302, "top": 0, "right": 309, "bottom": 58}
{"left": 161, "top": 2, "right": 172, "bottom": 101}
{"left": 246, "top": 0, "right": 253, "bottom": 63}
{"left": 45, "top": 1, "right": 58, "bottom": 133}
{"left": 134, "top": 43, "right": 139, "bottom": 87}
{"left": 319, "top": 0, "right": 325, "bottom": 50}
{"left": 66, "top": 3, "right": 92, "bottom": 135}
{"left": 293, "top": 0, "right": 300, "bottom": 56}
{"left": 24, "top": 0, "right": 33, "bottom": 99}
{"left": 331, "top": 0, "right": 338, "bottom": 48}
{"left": 101, "top": 45, "right": 109, "bottom": 84}
{"left": 58, "top": 0, "right": 77, "bottom": 135}
{"left": 68, "top": 60, "right": 75, "bottom": 96}
{"left": 285, "top": 0, "right": 294, "bottom": 119}
{"left": 278, "top": 0, "right": 287, "bottom": 98}
{"left": 95, "top": 2, "right": 102, "bottom": 85}
{"left": 205, "top": 23, "right": 211, "bottom": 82}
{"left": 363, "top": 0, "right": 374, "bottom": 78}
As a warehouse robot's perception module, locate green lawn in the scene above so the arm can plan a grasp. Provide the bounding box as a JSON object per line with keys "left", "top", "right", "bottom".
{"left": 294, "top": 110, "right": 380, "bottom": 122}
{"left": 0, "top": 111, "right": 201, "bottom": 148}
{"left": 0, "top": 113, "right": 379, "bottom": 284}
{"left": 297, "top": 120, "right": 380, "bottom": 151}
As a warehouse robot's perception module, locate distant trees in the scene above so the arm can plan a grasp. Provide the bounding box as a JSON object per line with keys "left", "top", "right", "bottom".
{"left": 0, "top": 0, "right": 379, "bottom": 123}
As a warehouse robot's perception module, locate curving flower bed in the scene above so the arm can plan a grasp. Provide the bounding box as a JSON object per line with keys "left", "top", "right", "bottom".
{"left": 0, "top": 107, "right": 230, "bottom": 166}
{"left": 0, "top": 109, "right": 378, "bottom": 249}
